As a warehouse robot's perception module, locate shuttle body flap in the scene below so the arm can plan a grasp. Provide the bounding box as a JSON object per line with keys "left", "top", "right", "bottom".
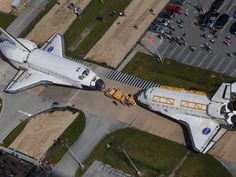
{"left": 4, "top": 69, "right": 71, "bottom": 93}
{"left": 40, "top": 33, "right": 65, "bottom": 57}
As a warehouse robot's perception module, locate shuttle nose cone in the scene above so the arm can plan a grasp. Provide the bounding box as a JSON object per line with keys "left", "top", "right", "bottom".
{"left": 95, "top": 79, "right": 105, "bottom": 90}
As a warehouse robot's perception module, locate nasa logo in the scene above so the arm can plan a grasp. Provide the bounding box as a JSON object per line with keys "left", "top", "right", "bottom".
{"left": 47, "top": 46, "right": 54, "bottom": 53}
{"left": 202, "top": 127, "right": 211, "bottom": 135}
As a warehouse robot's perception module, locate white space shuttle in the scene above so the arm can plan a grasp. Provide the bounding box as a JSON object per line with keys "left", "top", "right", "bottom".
{"left": 137, "top": 82, "right": 236, "bottom": 153}
{"left": 0, "top": 28, "right": 105, "bottom": 93}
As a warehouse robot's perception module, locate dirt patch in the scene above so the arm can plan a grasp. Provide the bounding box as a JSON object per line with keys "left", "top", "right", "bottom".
{"left": 0, "top": 0, "right": 12, "bottom": 13}
{"left": 27, "top": 0, "right": 92, "bottom": 44}
{"left": 10, "top": 110, "right": 79, "bottom": 160}
{"left": 209, "top": 131, "right": 236, "bottom": 162}
{"left": 85, "top": 0, "right": 169, "bottom": 68}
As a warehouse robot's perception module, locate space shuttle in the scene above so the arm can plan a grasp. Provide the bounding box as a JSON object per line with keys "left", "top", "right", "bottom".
{"left": 0, "top": 28, "right": 105, "bottom": 93}
{"left": 137, "top": 82, "right": 236, "bottom": 153}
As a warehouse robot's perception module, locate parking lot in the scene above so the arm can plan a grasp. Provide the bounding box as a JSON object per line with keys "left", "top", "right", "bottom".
{"left": 145, "top": 0, "right": 236, "bottom": 77}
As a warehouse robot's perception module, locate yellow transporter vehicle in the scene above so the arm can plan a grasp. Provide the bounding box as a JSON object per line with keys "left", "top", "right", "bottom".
{"left": 104, "top": 88, "right": 136, "bottom": 106}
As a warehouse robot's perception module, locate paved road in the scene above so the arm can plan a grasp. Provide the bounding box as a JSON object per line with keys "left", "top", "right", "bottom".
{"left": 143, "top": 0, "right": 236, "bottom": 77}
{"left": 7, "top": 0, "right": 49, "bottom": 37}
{"left": 0, "top": 91, "right": 52, "bottom": 142}
{"left": 50, "top": 112, "right": 126, "bottom": 177}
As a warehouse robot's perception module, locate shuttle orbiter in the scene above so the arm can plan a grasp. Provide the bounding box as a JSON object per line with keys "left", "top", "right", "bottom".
{"left": 0, "top": 28, "right": 105, "bottom": 93}
{"left": 137, "top": 82, "right": 236, "bottom": 153}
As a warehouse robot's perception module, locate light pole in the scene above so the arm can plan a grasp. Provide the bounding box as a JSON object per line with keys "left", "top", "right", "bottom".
{"left": 138, "top": 39, "right": 164, "bottom": 63}
{"left": 121, "top": 147, "right": 142, "bottom": 176}
{"left": 57, "top": 139, "right": 85, "bottom": 170}
{"left": 117, "top": 145, "right": 142, "bottom": 176}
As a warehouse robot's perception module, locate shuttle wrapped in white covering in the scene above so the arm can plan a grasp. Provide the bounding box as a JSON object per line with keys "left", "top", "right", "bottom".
{"left": 137, "top": 83, "right": 236, "bottom": 153}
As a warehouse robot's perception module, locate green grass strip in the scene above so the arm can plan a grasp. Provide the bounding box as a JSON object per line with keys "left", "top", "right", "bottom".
{"left": 175, "top": 153, "right": 232, "bottom": 177}
{"left": 0, "top": 12, "right": 16, "bottom": 29}
{"left": 64, "top": 0, "right": 132, "bottom": 58}
{"left": 2, "top": 119, "right": 29, "bottom": 147}
{"left": 122, "top": 52, "right": 234, "bottom": 94}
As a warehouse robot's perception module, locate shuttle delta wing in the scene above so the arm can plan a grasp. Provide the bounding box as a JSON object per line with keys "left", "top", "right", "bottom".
{"left": 172, "top": 114, "right": 227, "bottom": 153}
{"left": 40, "top": 33, "right": 65, "bottom": 57}
{"left": 4, "top": 69, "right": 71, "bottom": 93}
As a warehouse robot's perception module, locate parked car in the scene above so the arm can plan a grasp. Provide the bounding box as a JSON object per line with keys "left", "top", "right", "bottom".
{"left": 207, "top": 13, "right": 219, "bottom": 28}
{"left": 214, "top": 13, "right": 229, "bottom": 29}
{"left": 166, "top": 5, "right": 182, "bottom": 13}
{"left": 230, "top": 22, "right": 236, "bottom": 35}
{"left": 154, "top": 17, "right": 169, "bottom": 26}
{"left": 149, "top": 24, "right": 165, "bottom": 34}
{"left": 198, "top": 12, "right": 212, "bottom": 27}
{"left": 158, "top": 10, "right": 175, "bottom": 19}
{"left": 209, "top": 0, "right": 224, "bottom": 12}
{"left": 171, "top": 0, "right": 186, "bottom": 6}
{"left": 233, "top": 10, "right": 236, "bottom": 19}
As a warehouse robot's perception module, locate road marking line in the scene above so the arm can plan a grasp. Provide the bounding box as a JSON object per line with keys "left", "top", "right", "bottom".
{"left": 220, "top": 18, "right": 234, "bottom": 33}
{"left": 168, "top": 44, "right": 178, "bottom": 58}
{"left": 222, "top": 58, "right": 233, "bottom": 74}
{"left": 182, "top": 51, "right": 192, "bottom": 63}
{"left": 206, "top": 54, "right": 217, "bottom": 69}
{"left": 198, "top": 53, "right": 210, "bottom": 67}
{"left": 226, "top": 3, "right": 234, "bottom": 13}
{"left": 18, "top": 110, "right": 32, "bottom": 117}
{"left": 189, "top": 51, "right": 200, "bottom": 65}
{"left": 161, "top": 43, "right": 171, "bottom": 56}
{"left": 175, "top": 47, "right": 186, "bottom": 60}
{"left": 214, "top": 57, "right": 225, "bottom": 71}
{"left": 230, "top": 68, "right": 236, "bottom": 76}
{"left": 218, "top": 0, "right": 229, "bottom": 12}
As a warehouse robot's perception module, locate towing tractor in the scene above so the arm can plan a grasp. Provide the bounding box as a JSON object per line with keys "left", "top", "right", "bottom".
{"left": 104, "top": 88, "right": 136, "bottom": 106}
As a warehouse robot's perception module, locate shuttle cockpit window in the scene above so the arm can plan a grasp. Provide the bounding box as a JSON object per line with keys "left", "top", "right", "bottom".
{"left": 78, "top": 68, "right": 90, "bottom": 80}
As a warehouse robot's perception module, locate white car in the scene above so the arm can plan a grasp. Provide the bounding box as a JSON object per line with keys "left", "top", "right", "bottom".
{"left": 207, "top": 13, "right": 219, "bottom": 28}
{"left": 154, "top": 17, "right": 169, "bottom": 26}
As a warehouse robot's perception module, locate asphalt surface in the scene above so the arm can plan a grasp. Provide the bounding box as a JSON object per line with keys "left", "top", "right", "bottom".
{"left": 145, "top": 0, "right": 236, "bottom": 77}
{"left": 81, "top": 161, "right": 132, "bottom": 177}
{"left": 7, "top": 0, "right": 49, "bottom": 37}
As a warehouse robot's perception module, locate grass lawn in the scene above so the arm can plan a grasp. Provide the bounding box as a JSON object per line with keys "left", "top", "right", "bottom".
{"left": 2, "top": 119, "right": 29, "bottom": 147}
{"left": 43, "top": 112, "right": 86, "bottom": 164}
{"left": 76, "top": 128, "right": 187, "bottom": 177}
{"left": 76, "top": 128, "right": 231, "bottom": 177}
{"left": 0, "top": 12, "right": 16, "bottom": 28}
{"left": 175, "top": 153, "right": 232, "bottom": 177}
{"left": 122, "top": 52, "right": 234, "bottom": 94}
{"left": 64, "top": 0, "right": 132, "bottom": 58}
{"left": 19, "top": 0, "right": 57, "bottom": 37}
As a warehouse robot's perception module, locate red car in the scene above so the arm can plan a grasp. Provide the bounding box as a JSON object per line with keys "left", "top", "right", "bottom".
{"left": 166, "top": 5, "right": 182, "bottom": 13}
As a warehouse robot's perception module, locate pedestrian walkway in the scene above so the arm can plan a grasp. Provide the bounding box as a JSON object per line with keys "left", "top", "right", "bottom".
{"left": 65, "top": 57, "right": 159, "bottom": 90}
{"left": 104, "top": 69, "right": 159, "bottom": 89}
